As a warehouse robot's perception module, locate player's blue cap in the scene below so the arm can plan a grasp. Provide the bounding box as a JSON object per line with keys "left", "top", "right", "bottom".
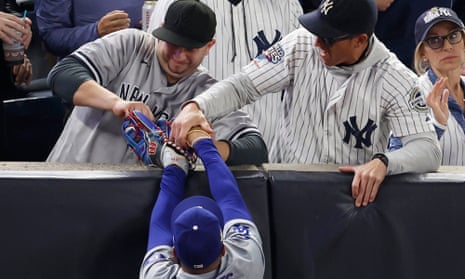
{"left": 171, "top": 195, "right": 224, "bottom": 270}
{"left": 298, "top": 0, "right": 377, "bottom": 38}
{"left": 152, "top": 0, "right": 216, "bottom": 49}
{"left": 415, "top": 7, "right": 465, "bottom": 45}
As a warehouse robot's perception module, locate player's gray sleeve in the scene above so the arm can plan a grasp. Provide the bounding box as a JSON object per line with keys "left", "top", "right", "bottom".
{"left": 47, "top": 56, "right": 94, "bottom": 104}
{"left": 385, "top": 131, "right": 441, "bottom": 175}
{"left": 194, "top": 72, "right": 263, "bottom": 120}
{"left": 225, "top": 132, "right": 268, "bottom": 165}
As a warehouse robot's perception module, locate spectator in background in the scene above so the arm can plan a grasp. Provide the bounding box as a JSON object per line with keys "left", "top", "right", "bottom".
{"left": 0, "top": 1, "right": 33, "bottom": 98}
{"left": 149, "top": 0, "right": 303, "bottom": 162}
{"left": 375, "top": 0, "right": 465, "bottom": 70}
{"left": 36, "top": 0, "right": 144, "bottom": 60}
{"left": 0, "top": 0, "right": 33, "bottom": 159}
{"left": 390, "top": 7, "right": 465, "bottom": 165}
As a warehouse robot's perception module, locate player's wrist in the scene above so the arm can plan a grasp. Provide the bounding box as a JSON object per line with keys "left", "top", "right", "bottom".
{"left": 186, "top": 127, "right": 211, "bottom": 147}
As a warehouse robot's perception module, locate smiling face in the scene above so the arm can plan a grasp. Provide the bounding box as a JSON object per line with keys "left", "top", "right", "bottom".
{"left": 421, "top": 21, "right": 465, "bottom": 75}
{"left": 314, "top": 33, "right": 369, "bottom": 66}
{"left": 156, "top": 39, "right": 215, "bottom": 84}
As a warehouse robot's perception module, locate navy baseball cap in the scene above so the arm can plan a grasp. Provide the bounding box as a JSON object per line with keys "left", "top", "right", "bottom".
{"left": 298, "top": 0, "right": 378, "bottom": 38}
{"left": 415, "top": 7, "right": 465, "bottom": 45}
{"left": 152, "top": 0, "right": 216, "bottom": 49}
{"left": 171, "top": 196, "right": 224, "bottom": 270}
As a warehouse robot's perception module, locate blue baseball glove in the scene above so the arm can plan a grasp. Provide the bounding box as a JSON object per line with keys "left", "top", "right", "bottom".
{"left": 121, "top": 110, "right": 196, "bottom": 172}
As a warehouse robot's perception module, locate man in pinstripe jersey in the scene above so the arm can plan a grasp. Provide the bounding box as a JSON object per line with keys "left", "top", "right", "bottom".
{"left": 149, "top": 0, "right": 304, "bottom": 162}
{"left": 170, "top": 0, "right": 442, "bottom": 207}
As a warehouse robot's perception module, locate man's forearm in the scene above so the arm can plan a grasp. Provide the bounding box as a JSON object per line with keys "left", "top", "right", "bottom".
{"left": 194, "top": 73, "right": 262, "bottom": 120}
{"left": 386, "top": 131, "right": 441, "bottom": 175}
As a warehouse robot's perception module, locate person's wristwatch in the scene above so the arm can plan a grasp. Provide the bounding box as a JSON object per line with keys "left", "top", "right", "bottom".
{"left": 372, "top": 153, "right": 389, "bottom": 167}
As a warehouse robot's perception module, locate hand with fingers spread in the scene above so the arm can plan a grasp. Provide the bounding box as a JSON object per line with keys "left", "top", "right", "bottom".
{"left": 97, "top": 10, "right": 131, "bottom": 37}
{"left": 425, "top": 77, "right": 449, "bottom": 126}
{"left": 339, "top": 158, "right": 387, "bottom": 207}
{"left": 170, "top": 102, "right": 214, "bottom": 148}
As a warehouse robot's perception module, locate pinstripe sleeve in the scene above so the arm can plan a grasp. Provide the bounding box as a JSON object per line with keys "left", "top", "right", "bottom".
{"left": 194, "top": 28, "right": 311, "bottom": 120}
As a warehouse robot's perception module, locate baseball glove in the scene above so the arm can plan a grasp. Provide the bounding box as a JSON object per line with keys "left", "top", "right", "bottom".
{"left": 121, "top": 110, "right": 197, "bottom": 170}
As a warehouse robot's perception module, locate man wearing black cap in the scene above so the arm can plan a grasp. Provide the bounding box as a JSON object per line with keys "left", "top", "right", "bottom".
{"left": 139, "top": 126, "right": 264, "bottom": 278}
{"left": 45, "top": 0, "right": 268, "bottom": 166}
{"left": 170, "top": 0, "right": 441, "bottom": 207}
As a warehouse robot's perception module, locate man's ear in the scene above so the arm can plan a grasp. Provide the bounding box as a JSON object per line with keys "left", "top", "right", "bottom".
{"left": 353, "top": 34, "right": 369, "bottom": 48}
{"left": 204, "top": 38, "right": 216, "bottom": 54}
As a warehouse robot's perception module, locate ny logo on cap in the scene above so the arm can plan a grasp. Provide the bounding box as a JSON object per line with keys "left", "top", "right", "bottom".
{"left": 320, "top": 0, "right": 334, "bottom": 15}
{"left": 423, "top": 7, "right": 453, "bottom": 23}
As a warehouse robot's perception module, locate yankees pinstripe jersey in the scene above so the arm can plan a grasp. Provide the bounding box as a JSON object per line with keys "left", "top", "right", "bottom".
{"left": 193, "top": 28, "right": 436, "bottom": 167}
{"left": 140, "top": 219, "right": 264, "bottom": 279}
{"left": 418, "top": 70, "right": 465, "bottom": 165}
{"left": 149, "top": 0, "right": 303, "bottom": 162}
{"left": 47, "top": 29, "right": 259, "bottom": 163}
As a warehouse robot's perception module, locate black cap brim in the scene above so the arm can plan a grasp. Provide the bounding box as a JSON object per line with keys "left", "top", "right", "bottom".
{"left": 152, "top": 26, "right": 206, "bottom": 49}
{"left": 298, "top": 11, "right": 346, "bottom": 39}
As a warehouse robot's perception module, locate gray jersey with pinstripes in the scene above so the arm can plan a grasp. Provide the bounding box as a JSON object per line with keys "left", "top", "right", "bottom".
{"left": 194, "top": 28, "right": 436, "bottom": 166}
{"left": 47, "top": 29, "right": 259, "bottom": 163}
{"left": 149, "top": 0, "right": 303, "bottom": 162}
{"left": 140, "top": 219, "right": 264, "bottom": 279}
{"left": 418, "top": 73, "right": 465, "bottom": 165}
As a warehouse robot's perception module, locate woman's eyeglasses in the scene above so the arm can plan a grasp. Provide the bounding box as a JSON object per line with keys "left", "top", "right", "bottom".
{"left": 423, "top": 29, "right": 464, "bottom": 50}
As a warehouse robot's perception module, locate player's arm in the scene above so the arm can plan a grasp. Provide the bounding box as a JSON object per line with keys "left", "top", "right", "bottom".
{"left": 188, "top": 130, "right": 252, "bottom": 222}
{"left": 48, "top": 56, "right": 153, "bottom": 119}
{"left": 146, "top": 166, "right": 186, "bottom": 249}
{"left": 36, "top": 0, "right": 99, "bottom": 58}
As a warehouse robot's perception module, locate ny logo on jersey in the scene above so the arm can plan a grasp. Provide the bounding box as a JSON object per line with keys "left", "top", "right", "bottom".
{"left": 343, "top": 116, "right": 377, "bottom": 149}
{"left": 320, "top": 0, "right": 334, "bottom": 15}
{"left": 253, "top": 30, "right": 282, "bottom": 58}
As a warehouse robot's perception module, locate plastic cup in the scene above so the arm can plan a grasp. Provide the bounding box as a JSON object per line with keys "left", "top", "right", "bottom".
{"left": 2, "top": 29, "right": 24, "bottom": 65}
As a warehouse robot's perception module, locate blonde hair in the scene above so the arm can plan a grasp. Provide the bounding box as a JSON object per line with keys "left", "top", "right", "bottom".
{"left": 413, "top": 43, "right": 428, "bottom": 75}
{"left": 414, "top": 28, "right": 465, "bottom": 75}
